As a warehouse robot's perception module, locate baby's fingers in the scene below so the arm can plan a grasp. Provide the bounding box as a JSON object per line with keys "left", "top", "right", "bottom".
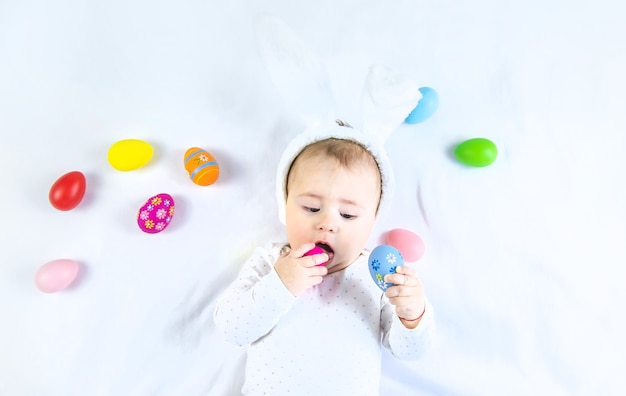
{"left": 384, "top": 272, "right": 420, "bottom": 288}
{"left": 290, "top": 244, "right": 329, "bottom": 267}
{"left": 307, "top": 264, "right": 328, "bottom": 277}
{"left": 395, "top": 265, "right": 416, "bottom": 277}
{"left": 290, "top": 243, "right": 317, "bottom": 258}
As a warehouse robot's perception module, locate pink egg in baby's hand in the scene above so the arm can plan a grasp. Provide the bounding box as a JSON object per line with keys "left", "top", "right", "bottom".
{"left": 35, "top": 259, "right": 80, "bottom": 293}
{"left": 385, "top": 228, "right": 425, "bottom": 262}
{"left": 303, "top": 246, "right": 327, "bottom": 266}
{"left": 303, "top": 246, "right": 324, "bottom": 256}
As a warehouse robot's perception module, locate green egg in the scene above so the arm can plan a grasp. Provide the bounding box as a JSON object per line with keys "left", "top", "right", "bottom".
{"left": 454, "top": 138, "right": 498, "bottom": 167}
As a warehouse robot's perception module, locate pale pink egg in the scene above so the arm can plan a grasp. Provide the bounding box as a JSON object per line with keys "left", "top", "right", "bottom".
{"left": 35, "top": 259, "right": 80, "bottom": 293}
{"left": 385, "top": 228, "right": 425, "bottom": 262}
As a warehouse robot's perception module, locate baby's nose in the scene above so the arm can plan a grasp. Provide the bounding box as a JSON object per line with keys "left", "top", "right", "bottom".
{"left": 317, "top": 215, "right": 337, "bottom": 232}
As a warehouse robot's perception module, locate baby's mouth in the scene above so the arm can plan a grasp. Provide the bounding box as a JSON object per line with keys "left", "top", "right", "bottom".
{"left": 316, "top": 242, "right": 334, "bottom": 264}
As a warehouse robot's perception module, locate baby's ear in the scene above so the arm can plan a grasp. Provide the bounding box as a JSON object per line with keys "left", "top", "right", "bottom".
{"left": 360, "top": 65, "right": 422, "bottom": 142}
{"left": 255, "top": 16, "right": 335, "bottom": 128}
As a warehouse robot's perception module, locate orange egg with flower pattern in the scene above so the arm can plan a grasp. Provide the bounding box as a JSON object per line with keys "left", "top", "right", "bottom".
{"left": 184, "top": 147, "right": 219, "bottom": 186}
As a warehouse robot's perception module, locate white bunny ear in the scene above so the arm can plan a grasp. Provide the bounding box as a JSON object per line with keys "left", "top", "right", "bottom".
{"left": 255, "top": 16, "right": 335, "bottom": 127}
{"left": 361, "top": 64, "right": 422, "bottom": 142}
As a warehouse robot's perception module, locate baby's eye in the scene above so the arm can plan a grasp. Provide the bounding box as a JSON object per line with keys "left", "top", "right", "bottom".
{"left": 341, "top": 213, "right": 356, "bottom": 220}
{"left": 304, "top": 206, "right": 320, "bottom": 213}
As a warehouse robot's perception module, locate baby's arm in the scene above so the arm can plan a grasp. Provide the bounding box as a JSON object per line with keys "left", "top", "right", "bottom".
{"left": 381, "top": 297, "right": 435, "bottom": 360}
{"left": 381, "top": 266, "right": 436, "bottom": 359}
{"left": 213, "top": 245, "right": 296, "bottom": 346}
{"left": 384, "top": 265, "right": 426, "bottom": 329}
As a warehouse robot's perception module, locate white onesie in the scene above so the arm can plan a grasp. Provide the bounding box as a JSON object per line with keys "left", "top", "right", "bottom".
{"left": 214, "top": 243, "right": 435, "bottom": 395}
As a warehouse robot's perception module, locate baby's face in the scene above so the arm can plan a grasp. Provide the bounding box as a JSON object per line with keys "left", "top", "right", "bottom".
{"left": 285, "top": 154, "right": 380, "bottom": 273}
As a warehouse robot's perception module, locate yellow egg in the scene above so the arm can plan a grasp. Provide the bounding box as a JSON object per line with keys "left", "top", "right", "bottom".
{"left": 107, "top": 139, "right": 154, "bottom": 171}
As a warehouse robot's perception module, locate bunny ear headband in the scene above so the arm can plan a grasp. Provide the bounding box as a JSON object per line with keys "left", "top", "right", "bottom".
{"left": 255, "top": 16, "right": 422, "bottom": 224}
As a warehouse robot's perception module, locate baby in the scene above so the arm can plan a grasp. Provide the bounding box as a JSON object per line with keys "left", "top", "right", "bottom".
{"left": 214, "top": 124, "right": 435, "bottom": 395}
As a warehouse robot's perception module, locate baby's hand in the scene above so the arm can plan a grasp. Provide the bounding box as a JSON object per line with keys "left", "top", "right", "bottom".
{"left": 274, "top": 244, "right": 328, "bottom": 297}
{"left": 384, "top": 266, "right": 426, "bottom": 329}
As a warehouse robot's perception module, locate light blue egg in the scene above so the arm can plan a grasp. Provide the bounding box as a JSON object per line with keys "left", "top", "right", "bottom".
{"left": 368, "top": 245, "right": 405, "bottom": 291}
{"left": 405, "top": 87, "right": 439, "bottom": 124}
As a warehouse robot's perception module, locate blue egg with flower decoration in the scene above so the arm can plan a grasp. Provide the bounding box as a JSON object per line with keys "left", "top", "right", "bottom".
{"left": 368, "top": 244, "right": 405, "bottom": 291}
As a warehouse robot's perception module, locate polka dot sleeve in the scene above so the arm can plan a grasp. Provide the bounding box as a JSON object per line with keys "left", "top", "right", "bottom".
{"left": 213, "top": 244, "right": 296, "bottom": 346}
{"left": 381, "top": 298, "right": 436, "bottom": 360}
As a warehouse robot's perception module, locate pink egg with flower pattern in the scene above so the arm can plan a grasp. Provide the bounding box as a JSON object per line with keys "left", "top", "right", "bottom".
{"left": 137, "top": 193, "right": 175, "bottom": 234}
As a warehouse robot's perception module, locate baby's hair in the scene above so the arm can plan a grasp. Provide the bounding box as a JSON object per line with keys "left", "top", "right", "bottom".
{"left": 285, "top": 137, "right": 383, "bottom": 212}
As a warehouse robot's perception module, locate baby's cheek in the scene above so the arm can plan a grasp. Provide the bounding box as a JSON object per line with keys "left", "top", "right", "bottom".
{"left": 286, "top": 226, "right": 308, "bottom": 248}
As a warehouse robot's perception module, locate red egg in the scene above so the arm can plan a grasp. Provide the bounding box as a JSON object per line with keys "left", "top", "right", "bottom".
{"left": 49, "top": 171, "right": 87, "bottom": 211}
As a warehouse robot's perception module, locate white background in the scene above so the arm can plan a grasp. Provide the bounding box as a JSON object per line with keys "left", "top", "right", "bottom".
{"left": 1, "top": 1, "right": 625, "bottom": 395}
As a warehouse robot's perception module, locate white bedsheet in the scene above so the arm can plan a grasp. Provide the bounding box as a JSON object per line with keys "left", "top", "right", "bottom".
{"left": 1, "top": 1, "right": 624, "bottom": 395}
